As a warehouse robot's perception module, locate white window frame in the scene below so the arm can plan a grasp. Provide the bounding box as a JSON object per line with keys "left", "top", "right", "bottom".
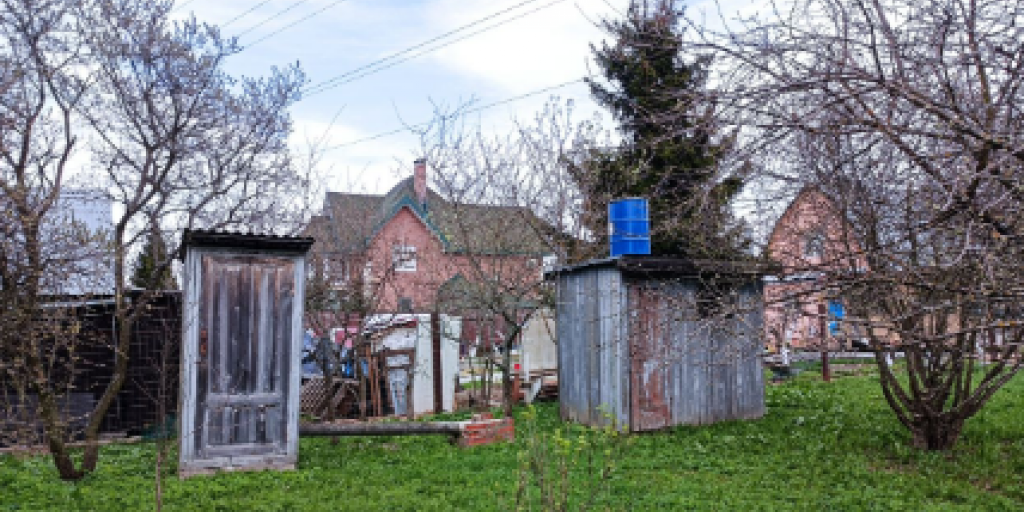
{"left": 392, "top": 245, "right": 417, "bottom": 272}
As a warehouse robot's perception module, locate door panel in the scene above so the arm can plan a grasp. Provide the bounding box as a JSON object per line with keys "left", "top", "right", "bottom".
{"left": 630, "top": 286, "right": 670, "bottom": 431}
{"left": 195, "top": 255, "right": 294, "bottom": 457}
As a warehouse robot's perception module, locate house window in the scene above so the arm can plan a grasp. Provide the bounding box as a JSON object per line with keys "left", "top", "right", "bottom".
{"left": 804, "top": 230, "right": 825, "bottom": 259}
{"left": 392, "top": 245, "right": 417, "bottom": 272}
{"left": 327, "top": 258, "right": 348, "bottom": 287}
{"left": 308, "top": 257, "right": 320, "bottom": 280}
{"left": 397, "top": 297, "right": 413, "bottom": 313}
{"left": 320, "top": 257, "right": 347, "bottom": 286}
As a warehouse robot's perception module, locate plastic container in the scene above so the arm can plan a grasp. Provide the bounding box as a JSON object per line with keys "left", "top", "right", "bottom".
{"left": 609, "top": 198, "right": 651, "bottom": 257}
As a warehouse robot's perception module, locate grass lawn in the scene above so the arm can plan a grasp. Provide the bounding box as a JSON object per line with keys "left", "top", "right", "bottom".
{"left": 2, "top": 371, "right": 1023, "bottom": 511}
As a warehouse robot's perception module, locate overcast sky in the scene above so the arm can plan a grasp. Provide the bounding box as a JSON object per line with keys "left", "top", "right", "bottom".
{"left": 171, "top": 0, "right": 764, "bottom": 196}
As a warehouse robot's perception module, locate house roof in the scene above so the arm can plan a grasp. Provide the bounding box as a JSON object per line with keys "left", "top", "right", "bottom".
{"left": 767, "top": 185, "right": 831, "bottom": 250}
{"left": 314, "top": 176, "right": 553, "bottom": 256}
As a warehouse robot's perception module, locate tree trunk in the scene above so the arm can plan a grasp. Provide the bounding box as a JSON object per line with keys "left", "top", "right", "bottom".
{"left": 78, "top": 301, "right": 133, "bottom": 475}
{"left": 909, "top": 416, "right": 964, "bottom": 451}
{"left": 41, "top": 392, "right": 83, "bottom": 480}
{"left": 21, "top": 221, "right": 86, "bottom": 481}
{"left": 47, "top": 436, "right": 83, "bottom": 480}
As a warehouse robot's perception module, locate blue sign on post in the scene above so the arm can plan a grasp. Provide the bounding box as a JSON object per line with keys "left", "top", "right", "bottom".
{"left": 828, "top": 300, "right": 845, "bottom": 335}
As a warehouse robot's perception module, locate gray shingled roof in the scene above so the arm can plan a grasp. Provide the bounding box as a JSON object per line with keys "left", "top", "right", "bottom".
{"left": 311, "top": 177, "right": 553, "bottom": 256}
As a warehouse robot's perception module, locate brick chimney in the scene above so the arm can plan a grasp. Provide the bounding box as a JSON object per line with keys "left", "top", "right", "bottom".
{"left": 413, "top": 158, "right": 427, "bottom": 205}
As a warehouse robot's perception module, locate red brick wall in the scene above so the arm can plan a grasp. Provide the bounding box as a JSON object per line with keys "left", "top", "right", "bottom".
{"left": 364, "top": 206, "right": 539, "bottom": 312}
{"left": 765, "top": 188, "right": 868, "bottom": 349}
{"left": 458, "top": 414, "right": 515, "bottom": 448}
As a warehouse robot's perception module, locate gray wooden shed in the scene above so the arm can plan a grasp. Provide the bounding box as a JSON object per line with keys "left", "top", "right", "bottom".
{"left": 551, "top": 256, "right": 766, "bottom": 432}
{"left": 178, "top": 229, "right": 313, "bottom": 477}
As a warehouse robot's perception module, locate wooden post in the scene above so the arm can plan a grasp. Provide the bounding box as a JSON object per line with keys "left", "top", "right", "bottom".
{"left": 381, "top": 348, "right": 392, "bottom": 416}
{"left": 431, "top": 312, "right": 443, "bottom": 414}
{"left": 819, "top": 303, "right": 831, "bottom": 382}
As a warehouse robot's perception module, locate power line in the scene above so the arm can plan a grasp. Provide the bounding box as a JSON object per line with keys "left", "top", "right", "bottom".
{"left": 170, "top": 0, "right": 199, "bottom": 15}
{"left": 222, "top": 0, "right": 275, "bottom": 28}
{"left": 242, "top": 0, "right": 352, "bottom": 49}
{"left": 323, "top": 78, "right": 585, "bottom": 151}
{"left": 234, "top": 0, "right": 313, "bottom": 39}
{"left": 303, "top": 0, "right": 569, "bottom": 98}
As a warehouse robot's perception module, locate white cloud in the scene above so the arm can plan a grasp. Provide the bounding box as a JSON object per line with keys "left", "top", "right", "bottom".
{"left": 423, "top": 0, "right": 629, "bottom": 95}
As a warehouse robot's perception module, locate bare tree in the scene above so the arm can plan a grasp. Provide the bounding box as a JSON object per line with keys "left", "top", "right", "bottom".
{"left": 419, "top": 100, "right": 600, "bottom": 414}
{"left": 682, "top": 0, "right": 1024, "bottom": 449}
{"left": 0, "top": 0, "right": 307, "bottom": 478}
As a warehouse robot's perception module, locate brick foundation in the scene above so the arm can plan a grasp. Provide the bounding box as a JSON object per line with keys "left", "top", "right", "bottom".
{"left": 457, "top": 414, "right": 514, "bottom": 448}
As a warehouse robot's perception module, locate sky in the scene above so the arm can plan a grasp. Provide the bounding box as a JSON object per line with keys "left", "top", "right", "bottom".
{"left": 170, "top": 0, "right": 767, "bottom": 198}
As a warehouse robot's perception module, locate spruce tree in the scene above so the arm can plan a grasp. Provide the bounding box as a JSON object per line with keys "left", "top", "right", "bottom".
{"left": 575, "top": 0, "right": 747, "bottom": 258}
{"left": 130, "top": 229, "right": 177, "bottom": 290}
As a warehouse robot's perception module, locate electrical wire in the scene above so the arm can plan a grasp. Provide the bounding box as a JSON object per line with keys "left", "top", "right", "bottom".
{"left": 303, "top": 0, "right": 569, "bottom": 97}
{"left": 242, "top": 0, "right": 352, "bottom": 49}
{"left": 234, "top": 0, "right": 313, "bottom": 39}
{"left": 221, "top": 0, "right": 276, "bottom": 28}
{"left": 323, "top": 78, "right": 585, "bottom": 151}
{"left": 170, "top": 0, "right": 199, "bottom": 15}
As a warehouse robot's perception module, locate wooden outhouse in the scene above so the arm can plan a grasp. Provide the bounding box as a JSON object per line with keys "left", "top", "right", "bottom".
{"left": 551, "top": 256, "right": 766, "bottom": 432}
{"left": 178, "top": 229, "right": 313, "bottom": 477}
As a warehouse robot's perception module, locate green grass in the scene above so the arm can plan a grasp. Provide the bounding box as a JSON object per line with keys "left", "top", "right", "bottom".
{"left": 2, "top": 373, "right": 1023, "bottom": 511}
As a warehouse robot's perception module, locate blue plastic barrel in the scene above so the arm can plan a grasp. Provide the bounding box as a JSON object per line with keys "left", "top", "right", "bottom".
{"left": 609, "top": 198, "right": 651, "bottom": 257}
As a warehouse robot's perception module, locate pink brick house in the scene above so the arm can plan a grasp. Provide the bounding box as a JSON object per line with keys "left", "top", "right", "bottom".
{"left": 764, "top": 186, "right": 869, "bottom": 350}
{"left": 305, "top": 159, "right": 553, "bottom": 326}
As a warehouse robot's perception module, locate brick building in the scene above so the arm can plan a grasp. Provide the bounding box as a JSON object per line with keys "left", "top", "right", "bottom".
{"left": 764, "top": 186, "right": 869, "bottom": 350}
{"left": 305, "top": 159, "right": 553, "bottom": 333}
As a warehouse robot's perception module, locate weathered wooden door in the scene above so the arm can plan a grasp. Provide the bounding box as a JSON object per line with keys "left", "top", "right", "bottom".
{"left": 192, "top": 255, "right": 295, "bottom": 462}
{"left": 629, "top": 286, "right": 671, "bottom": 431}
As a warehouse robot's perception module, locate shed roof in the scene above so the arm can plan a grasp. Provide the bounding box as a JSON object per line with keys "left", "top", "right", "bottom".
{"left": 180, "top": 228, "right": 315, "bottom": 259}
{"left": 546, "top": 255, "right": 776, "bottom": 279}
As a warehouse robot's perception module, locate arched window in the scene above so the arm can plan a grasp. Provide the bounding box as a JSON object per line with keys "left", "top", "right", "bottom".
{"left": 804, "top": 229, "right": 825, "bottom": 259}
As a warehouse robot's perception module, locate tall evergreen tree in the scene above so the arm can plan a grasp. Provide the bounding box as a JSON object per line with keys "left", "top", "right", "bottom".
{"left": 574, "top": 0, "right": 747, "bottom": 258}
{"left": 130, "top": 229, "right": 177, "bottom": 291}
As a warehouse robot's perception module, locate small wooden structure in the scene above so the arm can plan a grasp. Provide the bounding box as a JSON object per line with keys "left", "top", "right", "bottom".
{"left": 299, "top": 313, "right": 461, "bottom": 420}
{"left": 550, "top": 256, "right": 766, "bottom": 432}
{"left": 368, "top": 314, "right": 460, "bottom": 416}
{"left": 178, "top": 229, "right": 313, "bottom": 477}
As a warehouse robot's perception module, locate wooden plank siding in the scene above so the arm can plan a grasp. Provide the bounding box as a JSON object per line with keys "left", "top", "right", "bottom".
{"left": 554, "top": 258, "right": 765, "bottom": 432}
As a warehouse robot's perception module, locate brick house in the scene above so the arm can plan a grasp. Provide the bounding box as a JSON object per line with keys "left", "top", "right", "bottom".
{"left": 764, "top": 186, "right": 869, "bottom": 350}
{"left": 305, "top": 159, "right": 553, "bottom": 339}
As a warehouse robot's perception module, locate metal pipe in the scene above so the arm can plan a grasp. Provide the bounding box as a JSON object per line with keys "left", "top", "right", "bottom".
{"left": 299, "top": 421, "right": 462, "bottom": 437}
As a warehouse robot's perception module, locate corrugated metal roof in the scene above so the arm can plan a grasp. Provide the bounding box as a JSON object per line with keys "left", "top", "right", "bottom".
{"left": 181, "top": 228, "right": 315, "bottom": 258}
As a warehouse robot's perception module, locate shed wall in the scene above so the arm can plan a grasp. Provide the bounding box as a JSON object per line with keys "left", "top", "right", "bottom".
{"left": 557, "top": 268, "right": 629, "bottom": 428}
{"left": 557, "top": 265, "right": 764, "bottom": 431}
{"left": 626, "top": 279, "right": 764, "bottom": 429}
